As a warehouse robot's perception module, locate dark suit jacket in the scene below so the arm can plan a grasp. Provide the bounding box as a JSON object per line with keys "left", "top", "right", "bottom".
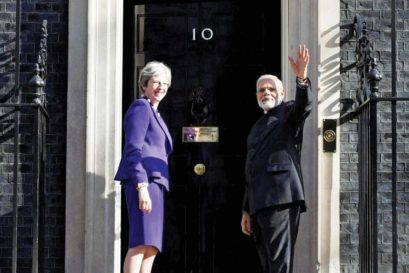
{"left": 243, "top": 79, "right": 312, "bottom": 215}
{"left": 114, "top": 97, "right": 173, "bottom": 190}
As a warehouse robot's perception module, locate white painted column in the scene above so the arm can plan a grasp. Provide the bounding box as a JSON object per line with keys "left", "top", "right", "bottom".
{"left": 283, "top": 0, "right": 340, "bottom": 272}
{"left": 66, "top": 0, "right": 123, "bottom": 272}
{"left": 283, "top": 1, "right": 319, "bottom": 272}
{"left": 66, "top": 0, "right": 87, "bottom": 271}
{"left": 317, "top": 0, "right": 341, "bottom": 272}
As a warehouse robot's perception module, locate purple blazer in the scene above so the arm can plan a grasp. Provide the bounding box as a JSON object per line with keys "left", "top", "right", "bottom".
{"left": 114, "top": 97, "right": 173, "bottom": 191}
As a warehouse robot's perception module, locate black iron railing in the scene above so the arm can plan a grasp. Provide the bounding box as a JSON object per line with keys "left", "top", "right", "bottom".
{"left": 356, "top": 99, "right": 378, "bottom": 273}
{"left": 348, "top": 96, "right": 409, "bottom": 273}
{"left": 0, "top": 0, "right": 48, "bottom": 271}
{"left": 341, "top": 7, "right": 403, "bottom": 273}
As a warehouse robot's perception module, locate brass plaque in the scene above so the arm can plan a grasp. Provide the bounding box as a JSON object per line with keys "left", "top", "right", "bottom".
{"left": 182, "top": 126, "right": 219, "bottom": 143}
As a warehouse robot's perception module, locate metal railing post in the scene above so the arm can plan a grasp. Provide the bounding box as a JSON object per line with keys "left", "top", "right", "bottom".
{"left": 11, "top": 0, "right": 22, "bottom": 271}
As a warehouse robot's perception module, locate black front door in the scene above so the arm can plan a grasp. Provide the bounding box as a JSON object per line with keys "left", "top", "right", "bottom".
{"left": 123, "top": 1, "right": 281, "bottom": 272}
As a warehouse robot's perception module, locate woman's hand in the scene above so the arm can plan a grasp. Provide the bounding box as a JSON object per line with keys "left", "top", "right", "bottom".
{"left": 288, "top": 44, "right": 310, "bottom": 80}
{"left": 138, "top": 186, "right": 152, "bottom": 214}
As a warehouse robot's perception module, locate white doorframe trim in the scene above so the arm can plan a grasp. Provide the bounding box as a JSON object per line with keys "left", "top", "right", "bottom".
{"left": 281, "top": 0, "right": 290, "bottom": 90}
{"left": 66, "top": 0, "right": 123, "bottom": 272}
{"left": 281, "top": 0, "right": 340, "bottom": 272}
{"left": 66, "top": 0, "right": 87, "bottom": 271}
{"left": 282, "top": 1, "right": 319, "bottom": 272}
{"left": 317, "top": 0, "right": 341, "bottom": 272}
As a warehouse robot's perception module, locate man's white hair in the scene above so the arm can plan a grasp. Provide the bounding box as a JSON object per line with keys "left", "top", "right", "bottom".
{"left": 256, "top": 74, "right": 284, "bottom": 92}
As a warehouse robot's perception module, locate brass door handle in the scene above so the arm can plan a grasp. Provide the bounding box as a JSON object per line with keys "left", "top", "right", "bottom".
{"left": 194, "top": 163, "right": 206, "bottom": 175}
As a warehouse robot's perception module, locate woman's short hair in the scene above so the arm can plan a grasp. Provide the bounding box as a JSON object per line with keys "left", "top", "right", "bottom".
{"left": 138, "top": 61, "right": 172, "bottom": 92}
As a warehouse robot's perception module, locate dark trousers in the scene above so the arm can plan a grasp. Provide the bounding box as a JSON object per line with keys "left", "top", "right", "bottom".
{"left": 251, "top": 204, "right": 301, "bottom": 273}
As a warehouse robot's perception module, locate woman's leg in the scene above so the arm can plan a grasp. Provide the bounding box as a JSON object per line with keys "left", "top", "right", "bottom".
{"left": 139, "top": 246, "right": 158, "bottom": 273}
{"left": 123, "top": 245, "right": 158, "bottom": 273}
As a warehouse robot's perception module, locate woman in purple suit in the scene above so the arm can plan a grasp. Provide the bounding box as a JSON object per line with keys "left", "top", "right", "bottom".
{"left": 115, "top": 61, "right": 173, "bottom": 273}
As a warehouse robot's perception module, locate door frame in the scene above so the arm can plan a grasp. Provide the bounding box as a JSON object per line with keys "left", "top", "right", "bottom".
{"left": 65, "top": 0, "right": 340, "bottom": 272}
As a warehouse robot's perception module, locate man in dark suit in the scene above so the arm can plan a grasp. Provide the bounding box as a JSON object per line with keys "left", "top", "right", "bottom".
{"left": 241, "top": 44, "right": 312, "bottom": 273}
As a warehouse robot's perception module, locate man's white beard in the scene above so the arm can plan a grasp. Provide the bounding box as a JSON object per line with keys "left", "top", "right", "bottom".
{"left": 258, "top": 97, "right": 283, "bottom": 112}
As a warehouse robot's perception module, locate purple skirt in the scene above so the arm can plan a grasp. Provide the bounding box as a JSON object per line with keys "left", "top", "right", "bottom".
{"left": 123, "top": 182, "right": 164, "bottom": 252}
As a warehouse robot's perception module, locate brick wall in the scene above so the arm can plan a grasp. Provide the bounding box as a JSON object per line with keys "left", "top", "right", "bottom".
{"left": 0, "top": 1, "right": 67, "bottom": 273}
{"left": 340, "top": 0, "right": 409, "bottom": 272}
